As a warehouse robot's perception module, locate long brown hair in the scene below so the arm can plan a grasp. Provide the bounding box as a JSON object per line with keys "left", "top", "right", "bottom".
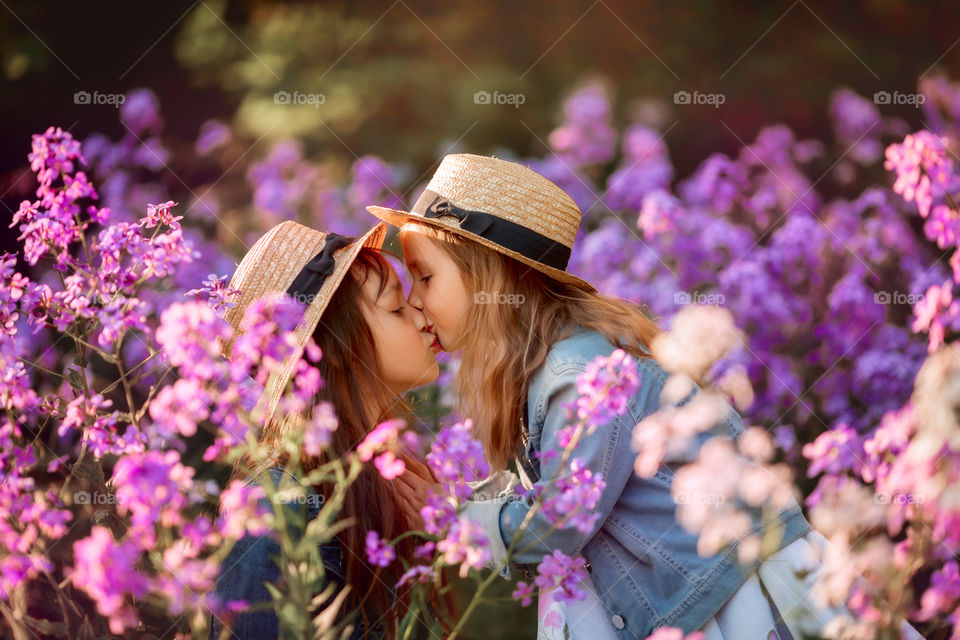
{"left": 234, "top": 248, "right": 421, "bottom": 637}
{"left": 401, "top": 223, "right": 665, "bottom": 469}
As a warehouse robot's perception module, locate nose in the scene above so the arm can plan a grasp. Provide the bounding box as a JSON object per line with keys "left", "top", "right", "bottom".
{"left": 410, "top": 305, "right": 429, "bottom": 332}
{"left": 407, "top": 283, "right": 424, "bottom": 312}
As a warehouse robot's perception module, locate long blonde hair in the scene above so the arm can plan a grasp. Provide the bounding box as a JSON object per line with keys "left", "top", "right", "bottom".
{"left": 401, "top": 223, "right": 664, "bottom": 469}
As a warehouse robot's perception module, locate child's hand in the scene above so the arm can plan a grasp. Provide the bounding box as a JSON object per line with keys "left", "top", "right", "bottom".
{"left": 395, "top": 457, "right": 439, "bottom": 531}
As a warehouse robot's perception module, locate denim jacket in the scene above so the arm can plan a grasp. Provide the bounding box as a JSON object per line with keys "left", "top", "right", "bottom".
{"left": 498, "top": 327, "right": 812, "bottom": 639}
{"left": 210, "top": 467, "right": 369, "bottom": 640}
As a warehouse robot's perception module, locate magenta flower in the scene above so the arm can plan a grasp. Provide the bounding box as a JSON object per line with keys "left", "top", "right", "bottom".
{"left": 149, "top": 378, "right": 211, "bottom": 438}
{"left": 437, "top": 518, "right": 491, "bottom": 578}
{"left": 540, "top": 458, "right": 606, "bottom": 534}
{"left": 112, "top": 450, "right": 194, "bottom": 549}
{"left": 884, "top": 131, "right": 955, "bottom": 218}
{"left": 802, "top": 422, "right": 863, "bottom": 478}
{"left": 365, "top": 530, "right": 395, "bottom": 567}
{"left": 420, "top": 491, "right": 457, "bottom": 536}
{"left": 184, "top": 273, "right": 241, "bottom": 315}
{"left": 140, "top": 200, "right": 182, "bottom": 230}
{"left": 512, "top": 580, "right": 535, "bottom": 607}
{"left": 427, "top": 419, "right": 490, "bottom": 491}
{"left": 155, "top": 301, "right": 232, "bottom": 381}
{"left": 357, "top": 418, "right": 408, "bottom": 480}
{"left": 303, "top": 401, "right": 338, "bottom": 457}
{"left": 575, "top": 349, "right": 641, "bottom": 428}
{"left": 912, "top": 280, "right": 960, "bottom": 353}
{"left": 396, "top": 565, "right": 434, "bottom": 589}
{"left": 71, "top": 527, "right": 149, "bottom": 634}
{"left": 533, "top": 550, "right": 588, "bottom": 604}
{"left": 217, "top": 479, "right": 270, "bottom": 540}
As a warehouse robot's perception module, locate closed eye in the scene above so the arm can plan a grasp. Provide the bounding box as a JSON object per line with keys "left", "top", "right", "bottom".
{"left": 392, "top": 305, "right": 405, "bottom": 315}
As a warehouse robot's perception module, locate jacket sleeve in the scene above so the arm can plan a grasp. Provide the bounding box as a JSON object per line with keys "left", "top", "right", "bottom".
{"left": 210, "top": 476, "right": 362, "bottom": 640}
{"left": 498, "top": 358, "right": 671, "bottom": 565}
{"left": 210, "top": 517, "right": 283, "bottom": 639}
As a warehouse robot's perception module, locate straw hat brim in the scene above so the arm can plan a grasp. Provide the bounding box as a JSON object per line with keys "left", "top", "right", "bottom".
{"left": 224, "top": 222, "right": 388, "bottom": 421}
{"left": 365, "top": 205, "right": 596, "bottom": 293}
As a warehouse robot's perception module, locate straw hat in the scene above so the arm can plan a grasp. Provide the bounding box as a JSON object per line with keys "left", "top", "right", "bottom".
{"left": 366, "top": 153, "right": 596, "bottom": 292}
{"left": 222, "top": 220, "right": 387, "bottom": 421}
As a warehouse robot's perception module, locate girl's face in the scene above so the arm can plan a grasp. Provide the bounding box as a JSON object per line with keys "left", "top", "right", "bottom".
{"left": 360, "top": 259, "right": 440, "bottom": 394}
{"left": 399, "top": 224, "right": 473, "bottom": 352}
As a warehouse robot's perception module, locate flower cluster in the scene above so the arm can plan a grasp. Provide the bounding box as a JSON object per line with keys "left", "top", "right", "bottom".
{"left": 574, "top": 348, "right": 641, "bottom": 428}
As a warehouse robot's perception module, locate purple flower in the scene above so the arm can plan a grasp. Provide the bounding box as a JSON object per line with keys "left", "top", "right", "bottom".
{"left": 230, "top": 292, "right": 306, "bottom": 386}
{"left": 149, "top": 379, "right": 211, "bottom": 438}
{"left": 829, "top": 88, "right": 883, "bottom": 165}
{"left": 420, "top": 491, "right": 457, "bottom": 536}
{"left": 533, "top": 550, "right": 588, "bottom": 603}
{"left": 140, "top": 200, "right": 182, "bottom": 230}
{"left": 802, "top": 422, "right": 863, "bottom": 478}
{"left": 512, "top": 580, "right": 535, "bottom": 607}
{"left": 427, "top": 419, "right": 490, "bottom": 487}
{"left": 917, "top": 560, "right": 960, "bottom": 621}
{"left": 185, "top": 273, "right": 241, "bottom": 315}
{"left": 365, "top": 530, "right": 396, "bottom": 567}
{"left": 575, "top": 349, "right": 641, "bottom": 428}
{"left": 71, "top": 527, "right": 149, "bottom": 634}
{"left": 541, "top": 458, "right": 606, "bottom": 534}
{"left": 112, "top": 450, "right": 194, "bottom": 549}
{"left": 120, "top": 88, "right": 162, "bottom": 136}
{"left": 437, "top": 517, "right": 491, "bottom": 577}
{"left": 303, "top": 401, "right": 338, "bottom": 457}
{"left": 195, "top": 119, "right": 231, "bottom": 155}
{"left": 548, "top": 84, "right": 617, "bottom": 167}
{"left": 357, "top": 418, "right": 408, "bottom": 480}
{"left": 217, "top": 480, "right": 270, "bottom": 540}
{"left": 156, "top": 301, "right": 232, "bottom": 381}
{"left": 396, "top": 565, "right": 434, "bottom": 589}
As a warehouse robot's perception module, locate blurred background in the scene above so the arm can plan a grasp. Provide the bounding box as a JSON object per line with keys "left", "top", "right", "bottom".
{"left": 3, "top": 1, "right": 959, "bottom": 256}
{"left": 4, "top": 2, "right": 960, "bottom": 637}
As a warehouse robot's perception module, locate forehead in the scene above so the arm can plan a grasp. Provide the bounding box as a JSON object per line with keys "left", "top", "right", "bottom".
{"left": 360, "top": 259, "right": 401, "bottom": 302}
{"left": 399, "top": 225, "right": 440, "bottom": 268}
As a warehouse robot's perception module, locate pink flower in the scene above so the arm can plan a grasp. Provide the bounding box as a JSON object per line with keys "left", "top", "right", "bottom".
{"left": 358, "top": 419, "right": 408, "bottom": 480}
{"left": 71, "top": 527, "right": 149, "bottom": 634}
{"left": 217, "top": 479, "right": 270, "bottom": 540}
{"left": 533, "top": 550, "right": 588, "bottom": 604}
{"left": 437, "top": 518, "right": 491, "bottom": 578}
{"left": 542, "top": 609, "right": 563, "bottom": 629}
{"left": 575, "top": 349, "right": 641, "bottom": 428}
{"left": 512, "top": 580, "right": 535, "bottom": 607}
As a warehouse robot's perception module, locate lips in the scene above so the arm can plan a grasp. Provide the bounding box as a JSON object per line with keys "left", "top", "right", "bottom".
{"left": 426, "top": 324, "right": 443, "bottom": 352}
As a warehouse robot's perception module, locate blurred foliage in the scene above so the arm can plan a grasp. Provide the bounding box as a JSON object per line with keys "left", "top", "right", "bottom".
{"left": 2, "top": 0, "right": 960, "bottom": 231}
